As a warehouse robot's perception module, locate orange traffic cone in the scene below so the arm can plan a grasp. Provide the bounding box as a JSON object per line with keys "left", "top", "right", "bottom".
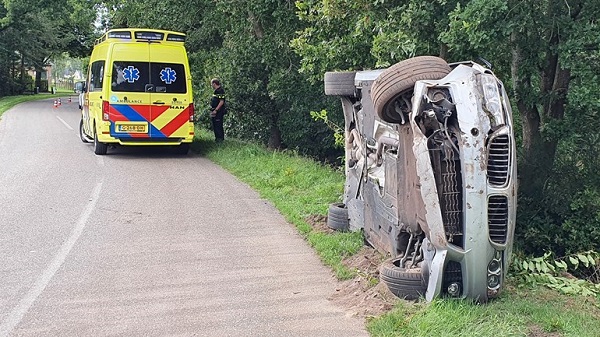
{"left": 57, "top": 98, "right": 62, "bottom": 106}
{"left": 68, "top": 97, "right": 72, "bottom": 103}
{"left": 53, "top": 100, "right": 58, "bottom": 108}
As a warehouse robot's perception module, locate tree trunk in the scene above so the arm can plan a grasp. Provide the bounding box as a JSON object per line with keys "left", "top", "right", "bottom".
{"left": 267, "top": 117, "right": 282, "bottom": 150}
{"left": 248, "top": 9, "right": 280, "bottom": 150}
{"left": 439, "top": 43, "right": 448, "bottom": 60}
{"left": 20, "top": 53, "right": 25, "bottom": 83}
{"left": 248, "top": 11, "right": 264, "bottom": 39}
{"left": 519, "top": 104, "right": 554, "bottom": 199}
{"left": 511, "top": 30, "right": 571, "bottom": 199}
{"left": 35, "top": 66, "right": 43, "bottom": 92}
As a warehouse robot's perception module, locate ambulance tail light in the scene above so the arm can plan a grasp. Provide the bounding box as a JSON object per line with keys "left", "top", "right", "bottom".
{"left": 189, "top": 103, "right": 195, "bottom": 122}
{"left": 102, "top": 100, "right": 110, "bottom": 121}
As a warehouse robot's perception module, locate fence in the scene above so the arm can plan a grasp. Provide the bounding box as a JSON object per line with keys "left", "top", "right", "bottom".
{"left": 56, "top": 79, "right": 78, "bottom": 91}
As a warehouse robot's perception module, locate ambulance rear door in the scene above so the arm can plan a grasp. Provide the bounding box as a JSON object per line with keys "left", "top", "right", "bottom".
{"left": 146, "top": 42, "right": 192, "bottom": 140}
{"left": 108, "top": 43, "right": 153, "bottom": 140}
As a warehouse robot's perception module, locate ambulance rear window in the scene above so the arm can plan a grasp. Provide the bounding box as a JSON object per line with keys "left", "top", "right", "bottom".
{"left": 111, "top": 61, "right": 186, "bottom": 93}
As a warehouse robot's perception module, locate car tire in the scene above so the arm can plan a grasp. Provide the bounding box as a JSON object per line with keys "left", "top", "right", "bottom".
{"left": 327, "top": 202, "right": 349, "bottom": 231}
{"left": 380, "top": 257, "right": 427, "bottom": 300}
{"left": 324, "top": 71, "right": 356, "bottom": 97}
{"left": 93, "top": 124, "right": 108, "bottom": 155}
{"left": 79, "top": 119, "right": 90, "bottom": 143}
{"left": 371, "top": 56, "right": 451, "bottom": 124}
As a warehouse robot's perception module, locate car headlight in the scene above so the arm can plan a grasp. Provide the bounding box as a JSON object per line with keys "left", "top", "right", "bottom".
{"left": 487, "top": 274, "right": 500, "bottom": 289}
{"left": 487, "top": 251, "right": 503, "bottom": 297}
{"left": 447, "top": 282, "right": 461, "bottom": 297}
{"left": 481, "top": 74, "right": 505, "bottom": 126}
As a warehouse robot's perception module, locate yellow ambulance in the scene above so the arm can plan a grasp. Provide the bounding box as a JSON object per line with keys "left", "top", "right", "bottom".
{"left": 79, "top": 28, "right": 195, "bottom": 155}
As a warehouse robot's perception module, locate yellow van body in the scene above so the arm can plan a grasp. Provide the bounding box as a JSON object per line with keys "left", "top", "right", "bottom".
{"left": 79, "top": 28, "right": 194, "bottom": 155}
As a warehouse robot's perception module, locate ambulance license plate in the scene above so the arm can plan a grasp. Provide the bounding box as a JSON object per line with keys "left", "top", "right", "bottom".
{"left": 116, "top": 122, "right": 148, "bottom": 133}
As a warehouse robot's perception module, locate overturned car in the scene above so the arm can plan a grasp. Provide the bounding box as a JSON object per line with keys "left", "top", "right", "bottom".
{"left": 325, "top": 56, "right": 517, "bottom": 302}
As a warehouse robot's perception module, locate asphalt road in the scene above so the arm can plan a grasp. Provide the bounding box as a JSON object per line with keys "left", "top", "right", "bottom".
{"left": 0, "top": 98, "right": 368, "bottom": 337}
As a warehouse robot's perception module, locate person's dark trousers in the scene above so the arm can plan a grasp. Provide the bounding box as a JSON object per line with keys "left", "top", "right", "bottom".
{"left": 211, "top": 113, "right": 225, "bottom": 142}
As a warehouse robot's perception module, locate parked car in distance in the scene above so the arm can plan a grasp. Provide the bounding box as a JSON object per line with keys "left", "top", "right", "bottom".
{"left": 74, "top": 80, "right": 85, "bottom": 110}
{"left": 325, "top": 56, "right": 517, "bottom": 303}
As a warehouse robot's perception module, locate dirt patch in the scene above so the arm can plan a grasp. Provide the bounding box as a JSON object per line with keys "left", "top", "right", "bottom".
{"left": 527, "top": 325, "right": 562, "bottom": 337}
{"left": 305, "top": 214, "right": 335, "bottom": 234}
{"left": 306, "top": 215, "right": 400, "bottom": 318}
{"left": 329, "top": 246, "right": 399, "bottom": 318}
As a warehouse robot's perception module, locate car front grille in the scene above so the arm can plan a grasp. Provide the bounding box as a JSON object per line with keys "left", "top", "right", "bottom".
{"left": 440, "top": 146, "right": 463, "bottom": 247}
{"left": 487, "top": 134, "right": 510, "bottom": 186}
{"left": 488, "top": 195, "right": 508, "bottom": 244}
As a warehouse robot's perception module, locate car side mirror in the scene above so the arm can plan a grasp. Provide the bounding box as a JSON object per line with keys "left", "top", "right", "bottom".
{"left": 74, "top": 81, "right": 85, "bottom": 93}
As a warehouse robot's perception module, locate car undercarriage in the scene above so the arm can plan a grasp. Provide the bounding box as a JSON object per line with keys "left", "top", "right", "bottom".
{"left": 325, "top": 56, "right": 517, "bottom": 302}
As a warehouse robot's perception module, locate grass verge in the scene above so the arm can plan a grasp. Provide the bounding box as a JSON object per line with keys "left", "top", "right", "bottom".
{"left": 368, "top": 284, "right": 600, "bottom": 337}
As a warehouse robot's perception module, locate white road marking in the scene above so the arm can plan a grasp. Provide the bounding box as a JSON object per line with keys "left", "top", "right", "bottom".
{"left": 55, "top": 115, "right": 73, "bottom": 130}
{"left": 97, "top": 155, "right": 104, "bottom": 167}
{"left": 0, "top": 182, "right": 103, "bottom": 337}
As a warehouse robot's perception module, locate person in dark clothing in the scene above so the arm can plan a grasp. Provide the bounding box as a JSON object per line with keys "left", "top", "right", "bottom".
{"left": 209, "top": 78, "right": 226, "bottom": 142}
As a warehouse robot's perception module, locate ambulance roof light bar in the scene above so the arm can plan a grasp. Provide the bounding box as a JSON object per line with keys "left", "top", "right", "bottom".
{"left": 96, "top": 29, "right": 186, "bottom": 45}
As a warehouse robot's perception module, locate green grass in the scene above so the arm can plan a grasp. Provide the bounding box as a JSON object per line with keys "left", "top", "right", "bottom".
{"left": 192, "top": 127, "right": 600, "bottom": 337}
{"left": 368, "top": 284, "right": 600, "bottom": 337}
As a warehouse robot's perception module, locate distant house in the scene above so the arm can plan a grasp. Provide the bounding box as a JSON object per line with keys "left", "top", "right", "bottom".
{"left": 27, "top": 64, "right": 53, "bottom": 92}
{"left": 72, "top": 70, "right": 84, "bottom": 81}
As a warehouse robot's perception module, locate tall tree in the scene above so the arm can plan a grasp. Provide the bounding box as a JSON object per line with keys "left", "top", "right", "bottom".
{"left": 441, "top": 0, "right": 600, "bottom": 254}
{"left": 0, "top": 0, "right": 97, "bottom": 96}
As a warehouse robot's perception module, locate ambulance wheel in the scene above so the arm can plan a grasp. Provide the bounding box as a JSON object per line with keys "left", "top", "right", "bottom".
{"left": 93, "top": 125, "right": 108, "bottom": 155}
{"left": 79, "top": 119, "right": 90, "bottom": 143}
{"left": 371, "top": 56, "right": 451, "bottom": 124}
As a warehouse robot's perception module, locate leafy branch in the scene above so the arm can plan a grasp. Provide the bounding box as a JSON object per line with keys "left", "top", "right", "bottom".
{"left": 511, "top": 251, "right": 600, "bottom": 297}
{"left": 310, "top": 109, "right": 345, "bottom": 148}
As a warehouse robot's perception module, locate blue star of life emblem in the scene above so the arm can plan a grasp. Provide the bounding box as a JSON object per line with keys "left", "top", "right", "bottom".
{"left": 123, "top": 66, "right": 140, "bottom": 83}
{"left": 160, "top": 67, "right": 177, "bottom": 84}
